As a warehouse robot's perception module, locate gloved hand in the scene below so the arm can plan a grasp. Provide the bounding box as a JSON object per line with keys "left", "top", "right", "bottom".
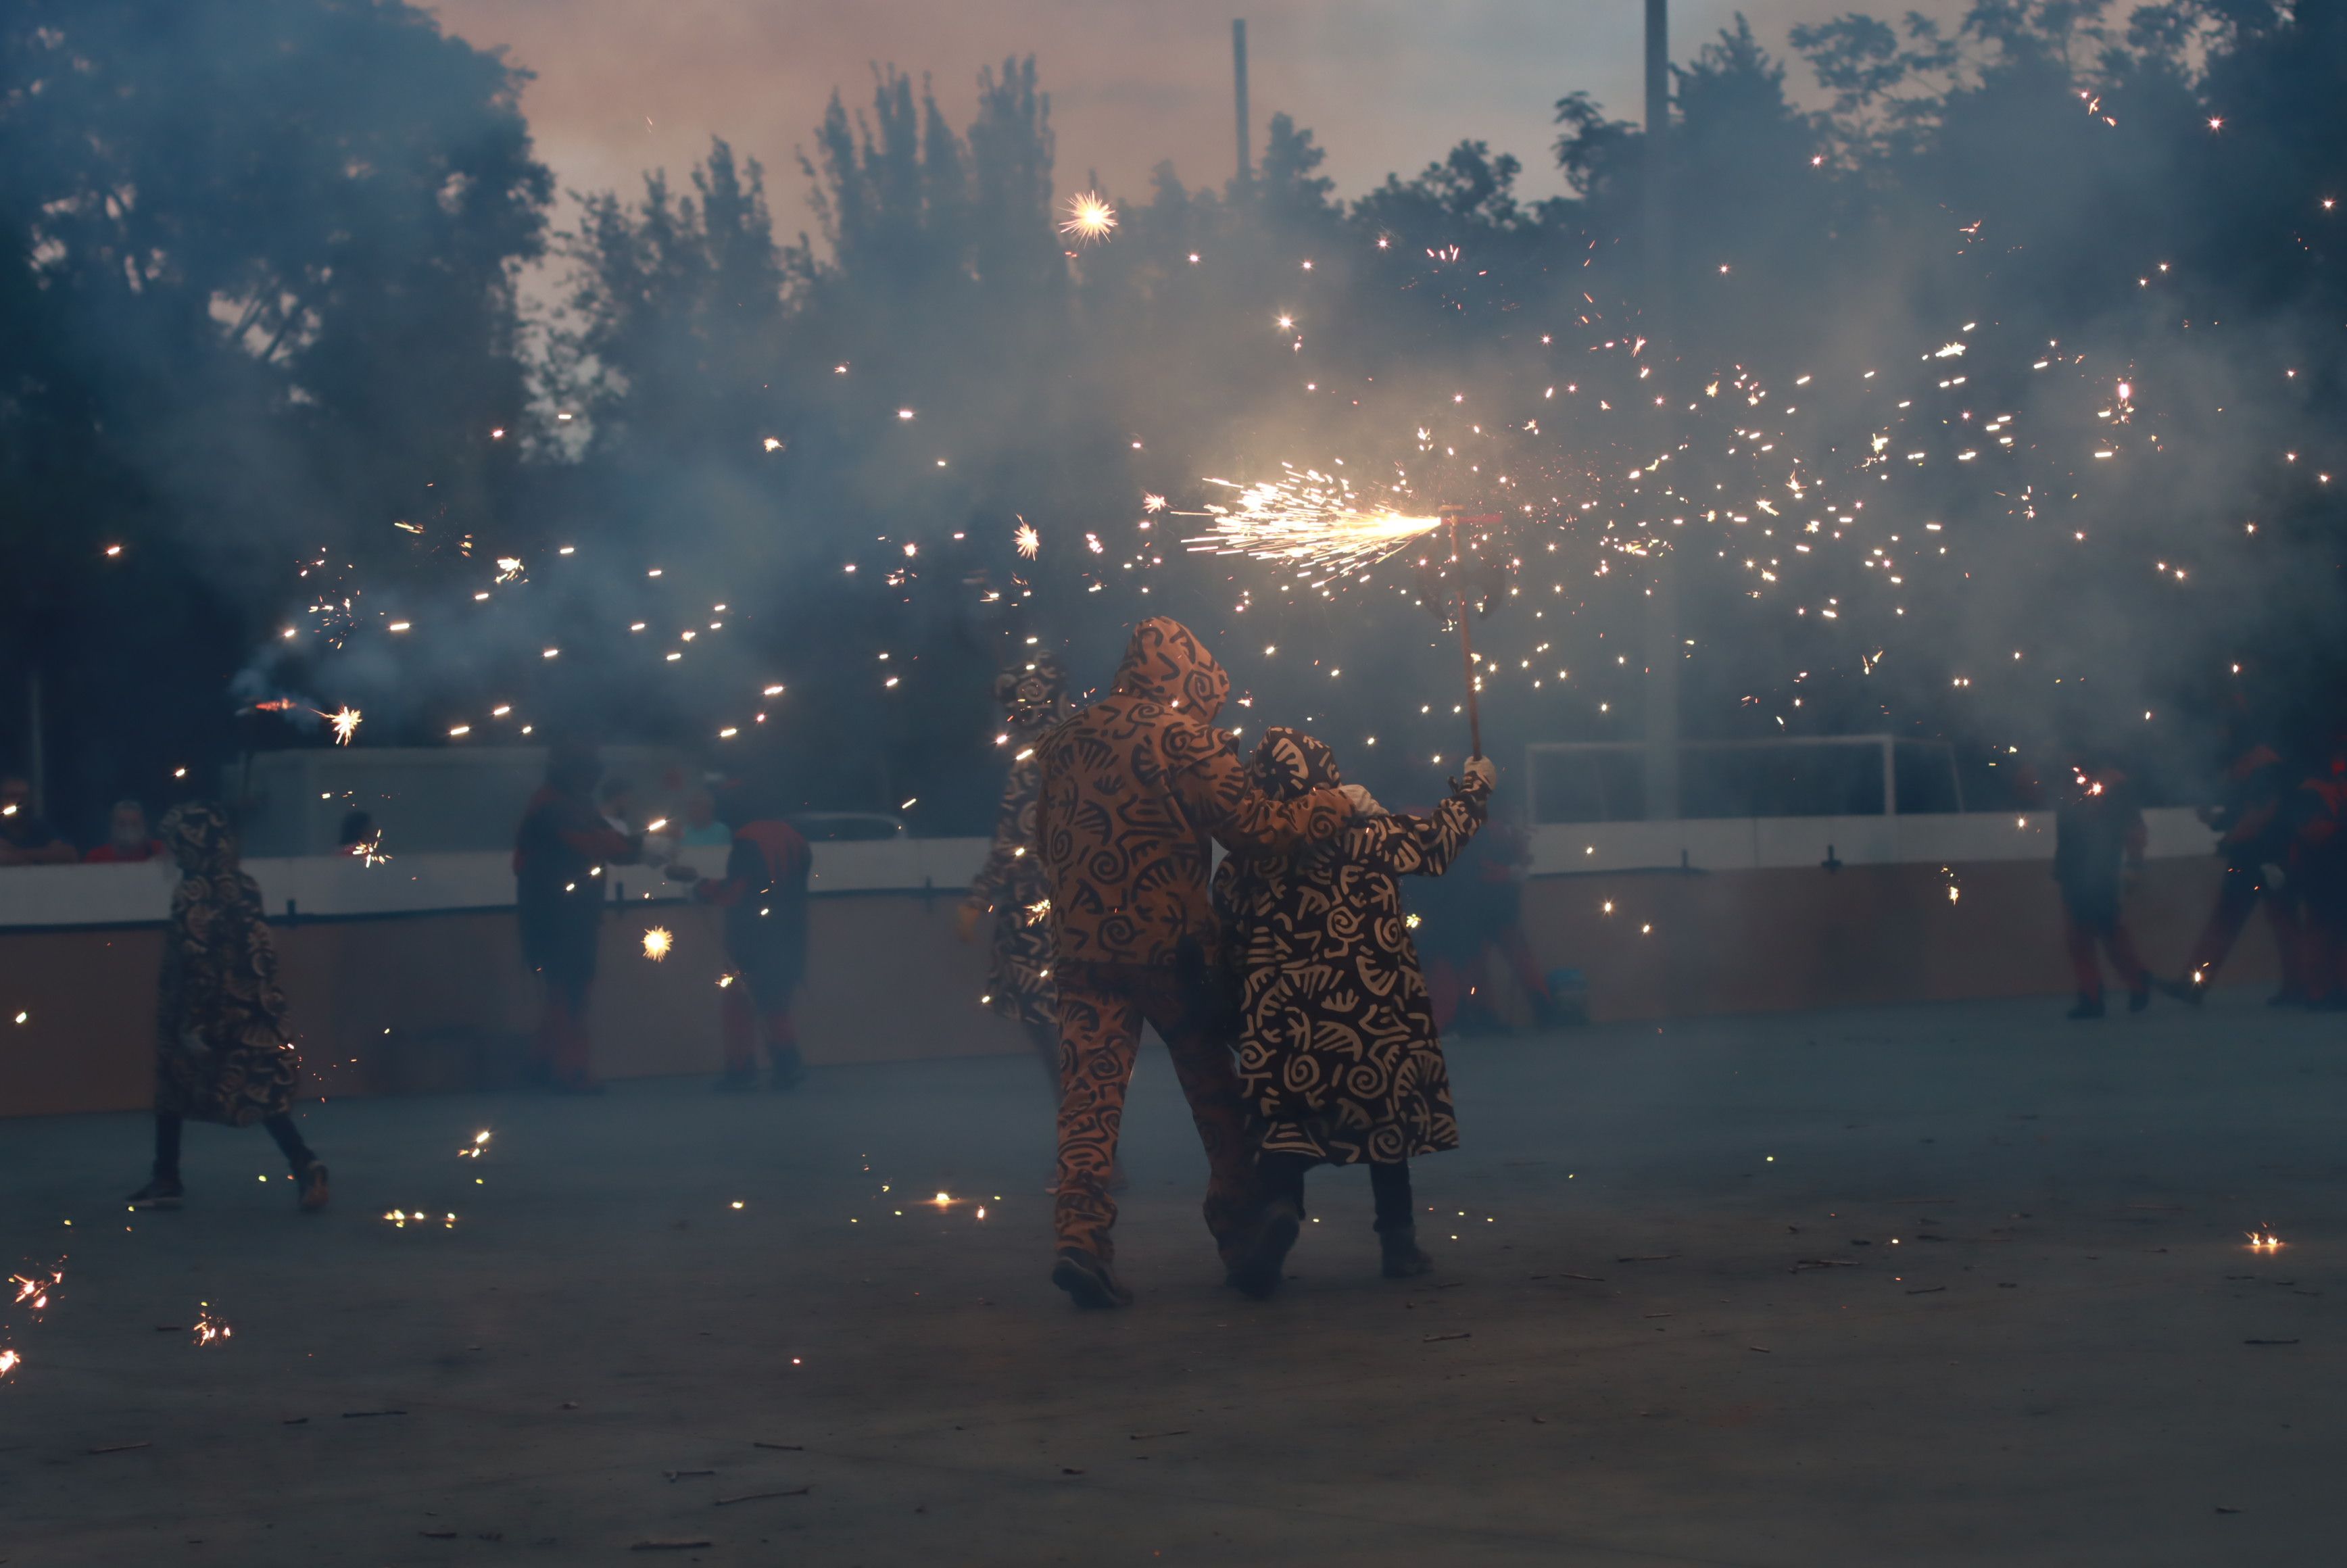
{"left": 1462, "top": 755, "right": 1497, "bottom": 791}
{"left": 1338, "top": 783, "right": 1386, "bottom": 817}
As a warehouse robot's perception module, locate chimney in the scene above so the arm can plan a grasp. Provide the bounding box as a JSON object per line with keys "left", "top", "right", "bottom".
{"left": 1232, "top": 19, "right": 1251, "bottom": 185}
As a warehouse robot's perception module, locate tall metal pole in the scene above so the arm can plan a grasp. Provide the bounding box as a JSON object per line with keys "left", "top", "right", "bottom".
{"left": 1641, "top": 0, "right": 1680, "bottom": 820}
{"left": 1232, "top": 20, "right": 1251, "bottom": 186}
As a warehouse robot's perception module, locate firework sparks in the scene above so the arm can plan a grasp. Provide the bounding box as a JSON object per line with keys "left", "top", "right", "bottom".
{"left": 1024, "top": 897, "right": 1051, "bottom": 925}
{"left": 1059, "top": 191, "right": 1117, "bottom": 245}
{"left": 642, "top": 926, "right": 673, "bottom": 962}
{"left": 2247, "top": 1231, "right": 2283, "bottom": 1252}
{"left": 458, "top": 1130, "right": 491, "bottom": 1159}
{"left": 11, "top": 1260, "right": 62, "bottom": 1313}
{"left": 191, "top": 1305, "right": 233, "bottom": 1346}
{"left": 1013, "top": 520, "right": 1041, "bottom": 559}
{"left": 327, "top": 706, "right": 361, "bottom": 745}
{"left": 1183, "top": 470, "right": 1444, "bottom": 584}
{"left": 0, "top": 1347, "right": 19, "bottom": 1379}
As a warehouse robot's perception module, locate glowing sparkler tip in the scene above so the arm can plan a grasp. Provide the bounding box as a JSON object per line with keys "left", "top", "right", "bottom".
{"left": 1013, "top": 522, "right": 1041, "bottom": 560}
{"left": 642, "top": 926, "right": 673, "bottom": 962}
{"left": 327, "top": 706, "right": 362, "bottom": 745}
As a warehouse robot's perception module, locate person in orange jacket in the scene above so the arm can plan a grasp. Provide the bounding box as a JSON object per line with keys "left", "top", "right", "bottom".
{"left": 673, "top": 779, "right": 813, "bottom": 1090}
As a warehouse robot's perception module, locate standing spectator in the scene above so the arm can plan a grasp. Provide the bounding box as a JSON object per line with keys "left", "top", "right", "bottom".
{"left": 514, "top": 744, "right": 639, "bottom": 1092}
{"left": 2161, "top": 731, "right": 2303, "bottom": 1004}
{"left": 84, "top": 799, "right": 164, "bottom": 863}
{"left": 2054, "top": 755, "right": 2153, "bottom": 1019}
{"left": 674, "top": 777, "right": 811, "bottom": 1091}
{"left": 675, "top": 785, "right": 733, "bottom": 851}
{"left": 0, "top": 773, "right": 76, "bottom": 864}
{"left": 126, "top": 803, "right": 329, "bottom": 1211}
{"left": 2284, "top": 738, "right": 2347, "bottom": 1009}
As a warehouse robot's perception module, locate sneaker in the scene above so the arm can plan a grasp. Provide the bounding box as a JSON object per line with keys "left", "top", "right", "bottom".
{"left": 126, "top": 1177, "right": 184, "bottom": 1210}
{"left": 769, "top": 1058, "right": 806, "bottom": 1092}
{"left": 1378, "top": 1224, "right": 1434, "bottom": 1279}
{"left": 1050, "top": 1248, "right": 1132, "bottom": 1310}
{"left": 1230, "top": 1198, "right": 1302, "bottom": 1300}
{"left": 2127, "top": 987, "right": 2152, "bottom": 1013}
{"left": 2066, "top": 996, "right": 2106, "bottom": 1021}
{"left": 296, "top": 1161, "right": 331, "bottom": 1212}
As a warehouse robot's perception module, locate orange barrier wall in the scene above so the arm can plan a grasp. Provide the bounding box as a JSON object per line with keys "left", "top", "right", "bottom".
{"left": 0, "top": 856, "right": 2267, "bottom": 1119}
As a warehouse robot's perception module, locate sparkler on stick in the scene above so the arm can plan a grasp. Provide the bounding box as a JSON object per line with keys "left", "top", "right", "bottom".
{"left": 1438, "top": 507, "right": 1503, "bottom": 760}
{"left": 1182, "top": 471, "right": 1501, "bottom": 760}
{"left": 642, "top": 926, "right": 673, "bottom": 962}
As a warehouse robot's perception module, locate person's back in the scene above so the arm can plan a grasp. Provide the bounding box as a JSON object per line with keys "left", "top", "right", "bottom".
{"left": 1036, "top": 616, "right": 1350, "bottom": 971}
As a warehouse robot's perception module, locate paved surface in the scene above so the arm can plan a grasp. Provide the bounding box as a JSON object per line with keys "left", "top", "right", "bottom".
{"left": 2, "top": 991, "right": 2341, "bottom": 1565}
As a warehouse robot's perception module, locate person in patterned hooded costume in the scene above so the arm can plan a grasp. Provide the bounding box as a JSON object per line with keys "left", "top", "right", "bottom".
{"left": 1214, "top": 729, "right": 1493, "bottom": 1289}
{"left": 127, "top": 803, "right": 329, "bottom": 1212}
{"left": 960, "top": 652, "right": 1074, "bottom": 1085}
{"left": 1034, "top": 616, "right": 1361, "bottom": 1308}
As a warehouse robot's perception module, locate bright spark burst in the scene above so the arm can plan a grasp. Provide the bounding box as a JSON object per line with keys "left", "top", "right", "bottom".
{"left": 191, "top": 1305, "right": 233, "bottom": 1346}
{"left": 328, "top": 706, "right": 361, "bottom": 745}
{"left": 1013, "top": 520, "right": 1041, "bottom": 560}
{"left": 458, "top": 1130, "right": 491, "bottom": 1159}
{"left": 642, "top": 926, "right": 673, "bottom": 962}
{"left": 1142, "top": 493, "right": 1167, "bottom": 513}
{"left": 1059, "top": 191, "right": 1117, "bottom": 245}
{"left": 494, "top": 556, "right": 524, "bottom": 583}
{"left": 1024, "top": 897, "right": 1051, "bottom": 925}
{"left": 0, "top": 1348, "right": 19, "bottom": 1379}
{"left": 1183, "top": 468, "right": 1444, "bottom": 584}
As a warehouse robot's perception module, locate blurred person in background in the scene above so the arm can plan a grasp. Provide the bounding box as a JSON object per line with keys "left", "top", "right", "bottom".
{"left": 2283, "top": 735, "right": 2347, "bottom": 1010}
{"left": 514, "top": 743, "right": 640, "bottom": 1092}
{"left": 2162, "top": 722, "right": 2303, "bottom": 1004}
{"left": 675, "top": 785, "right": 734, "bottom": 851}
{"left": 0, "top": 773, "right": 76, "bottom": 865}
{"left": 1213, "top": 729, "right": 1493, "bottom": 1294}
{"left": 960, "top": 655, "right": 1077, "bottom": 1095}
{"left": 673, "top": 773, "right": 811, "bottom": 1091}
{"left": 126, "top": 803, "right": 329, "bottom": 1212}
{"left": 2054, "top": 752, "right": 2152, "bottom": 1019}
{"left": 83, "top": 798, "right": 163, "bottom": 863}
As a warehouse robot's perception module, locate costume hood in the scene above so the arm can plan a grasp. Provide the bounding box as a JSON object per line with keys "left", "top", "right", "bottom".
{"left": 1111, "top": 617, "right": 1229, "bottom": 724}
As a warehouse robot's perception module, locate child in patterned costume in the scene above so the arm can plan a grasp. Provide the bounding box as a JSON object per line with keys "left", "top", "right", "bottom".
{"left": 1213, "top": 730, "right": 1493, "bottom": 1291}
{"left": 126, "top": 803, "right": 329, "bottom": 1212}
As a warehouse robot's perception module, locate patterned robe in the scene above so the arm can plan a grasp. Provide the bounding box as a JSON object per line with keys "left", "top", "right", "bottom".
{"left": 966, "top": 748, "right": 1058, "bottom": 1025}
{"left": 1214, "top": 729, "right": 1490, "bottom": 1165}
{"left": 1036, "top": 617, "right": 1352, "bottom": 971}
{"left": 153, "top": 804, "right": 303, "bottom": 1125}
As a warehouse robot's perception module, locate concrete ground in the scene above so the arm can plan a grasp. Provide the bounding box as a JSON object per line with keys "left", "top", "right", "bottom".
{"left": 2, "top": 991, "right": 2340, "bottom": 1566}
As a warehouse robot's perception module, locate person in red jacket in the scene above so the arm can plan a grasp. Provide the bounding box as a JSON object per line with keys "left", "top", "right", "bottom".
{"left": 84, "top": 798, "right": 164, "bottom": 863}
{"left": 2162, "top": 731, "right": 2304, "bottom": 1004}
{"left": 672, "top": 780, "right": 812, "bottom": 1091}
{"left": 2285, "top": 742, "right": 2347, "bottom": 1009}
{"left": 513, "top": 744, "right": 640, "bottom": 1092}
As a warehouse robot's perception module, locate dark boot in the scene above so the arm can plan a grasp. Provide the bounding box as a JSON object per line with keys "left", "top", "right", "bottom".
{"left": 1230, "top": 1198, "right": 1302, "bottom": 1300}
{"left": 1378, "top": 1222, "right": 1434, "bottom": 1279}
{"left": 1050, "top": 1248, "right": 1133, "bottom": 1310}
{"left": 126, "top": 1177, "right": 184, "bottom": 1210}
{"left": 296, "top": 1160, "right": 331, "bottom": 1212}
{"left": 2066, "top": 994, "right": 2106, "bottom": 1020}
{"left": 2127, "top": 985, "right": 2152, "bottom": 1013}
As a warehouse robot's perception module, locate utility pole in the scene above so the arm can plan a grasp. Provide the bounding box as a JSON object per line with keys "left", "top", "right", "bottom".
{"left": 1232, "top": 19, "right": 1251, "bottom": 186}
{"left": 1641, "top": 0, "right": 1680, "bottom": 820}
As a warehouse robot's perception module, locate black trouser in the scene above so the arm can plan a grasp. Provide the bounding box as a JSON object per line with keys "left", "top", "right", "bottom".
{"left": 153, "top": 1112, "right": 315, "bottom": 1181}
{"left": 1259, "top": 1150, "right": 1416, "bottom": 1232}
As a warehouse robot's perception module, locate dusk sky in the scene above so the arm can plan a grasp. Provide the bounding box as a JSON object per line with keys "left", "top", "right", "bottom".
{"left": 427, "top": 1, "right": 1968, "bottom": 244}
